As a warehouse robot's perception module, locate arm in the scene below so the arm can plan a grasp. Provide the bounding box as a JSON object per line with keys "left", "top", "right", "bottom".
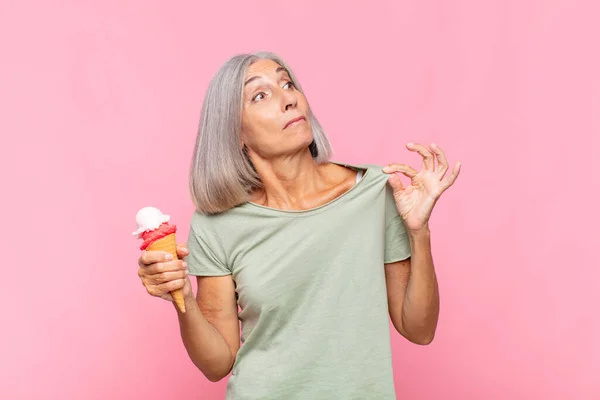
{"left": 177, "top": 275, "right": 240, "bottom": 382}
{"left": 385, "top": 226, "right": 439, "bottom": 345}
{"left": 383, "top": 142, "right": 460, "bottom": 345}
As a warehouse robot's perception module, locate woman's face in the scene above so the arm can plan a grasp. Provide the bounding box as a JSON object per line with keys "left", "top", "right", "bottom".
{"left": 241, "top": 59, "right": 313, "bottom": 159}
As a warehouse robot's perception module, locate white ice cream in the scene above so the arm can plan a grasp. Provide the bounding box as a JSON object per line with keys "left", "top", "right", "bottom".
{"left": 132, "top": 206, "right": 170, "bottom": 238}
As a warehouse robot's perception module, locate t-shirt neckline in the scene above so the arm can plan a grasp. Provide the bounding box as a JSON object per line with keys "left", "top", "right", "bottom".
{"left": 243, "top": 161, "right": 370, "bottom": 216}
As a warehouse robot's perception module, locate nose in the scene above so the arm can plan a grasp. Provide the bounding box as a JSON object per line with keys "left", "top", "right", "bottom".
{"left": 280, "top": 88, "right": 297, "bottom": 111}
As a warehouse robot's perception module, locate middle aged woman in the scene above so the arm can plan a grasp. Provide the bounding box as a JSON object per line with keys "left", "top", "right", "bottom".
{"left": 137, "top": 51, "right": 461, "bottom": 399}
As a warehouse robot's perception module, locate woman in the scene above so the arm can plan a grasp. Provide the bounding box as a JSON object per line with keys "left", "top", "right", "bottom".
{"left": 137, "top": 51, "right": 461, "bottom": 399}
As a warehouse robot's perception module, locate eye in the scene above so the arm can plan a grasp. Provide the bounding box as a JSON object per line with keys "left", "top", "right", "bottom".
{"left": 252, "top": 92, "right": 266, "bottom": 102}
{"left": 283, "top": 81, "right": 295, "bottom": 90}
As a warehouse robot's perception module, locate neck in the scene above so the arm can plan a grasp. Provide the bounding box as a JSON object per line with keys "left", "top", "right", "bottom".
{"left": 249, "top": 150, "right": 325, "bottom": 209}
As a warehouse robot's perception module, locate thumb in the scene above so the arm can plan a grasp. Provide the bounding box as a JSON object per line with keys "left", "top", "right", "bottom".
{"left": 387, "top": 173, "right": 406, "bottom": 193}
{"left": 176, "top": 243, "right": 189, "bottom": 258}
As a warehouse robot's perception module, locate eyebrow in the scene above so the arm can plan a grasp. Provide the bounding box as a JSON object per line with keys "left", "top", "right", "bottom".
{"left": 244, "top": 66, "right": 289, "bottom": 86}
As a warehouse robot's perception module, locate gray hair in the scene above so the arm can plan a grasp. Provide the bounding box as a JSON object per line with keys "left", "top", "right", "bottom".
{"left": 189, "top": 51, "right": 333, "bottom": 214}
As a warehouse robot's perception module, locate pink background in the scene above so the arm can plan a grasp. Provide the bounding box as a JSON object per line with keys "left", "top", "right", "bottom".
{"left": 1, "top": 0, "right": 599, "bottom": 399}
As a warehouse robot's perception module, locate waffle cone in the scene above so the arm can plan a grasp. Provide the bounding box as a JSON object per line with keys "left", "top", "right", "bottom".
{"left": 147, "top": 233, "right": 186, "bottom": 313}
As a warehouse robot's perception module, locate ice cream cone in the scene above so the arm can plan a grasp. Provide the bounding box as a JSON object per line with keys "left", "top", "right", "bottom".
{"left": 146, "top": 233, "right": 186, "bottom": 313}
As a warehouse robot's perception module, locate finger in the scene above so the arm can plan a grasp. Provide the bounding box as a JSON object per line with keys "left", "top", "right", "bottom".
{"left": 142, "top": 281, "right": 174, "bottom": 301}
{"left": 146, "top": 269, "right": 189, "bottom": 285}
{"left": 176, "top": 244, "right": 189, "bottom": 258}
{"left": 160, "top": 292, "right": 174, "bottom": 302}
{"left": 142, "top": 259, "right": 187, "bottom": 275}
{"left": 406, "top": 143, "right": 435, "bottom": 172}
{"left": 382, "top": 163, "right": 418, "bottom": 178}
{"left": 139, "top": 250, "right": 173, "bottom": 267}
{"left": 147, "top": 279, "right": 186, "bottom": 297}
{"left": 440, "top": 161, "right": 462, "bottom": 191}
{"left": 430, "top": 143, "right": 448, "bottom": 179}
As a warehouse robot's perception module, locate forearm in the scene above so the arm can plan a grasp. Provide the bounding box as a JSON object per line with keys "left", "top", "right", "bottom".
{"left": 402, "top": 226, "right": 439, "bottom": 343}
{"left": 175, "top": 294, "right": 235, "bottom": 382}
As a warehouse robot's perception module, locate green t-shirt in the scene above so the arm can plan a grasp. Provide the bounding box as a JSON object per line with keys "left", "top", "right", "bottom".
{"left": 186, "top": 162, "right": 411, "bottom": 399}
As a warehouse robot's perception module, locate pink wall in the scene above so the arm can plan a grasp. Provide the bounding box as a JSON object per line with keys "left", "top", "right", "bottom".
{"left": 2, "top": 0, "right": 598, "bottom": 399}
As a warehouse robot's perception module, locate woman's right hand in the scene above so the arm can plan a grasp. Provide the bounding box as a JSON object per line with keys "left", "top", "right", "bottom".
{"left": 137, "top": 244, "right": 192, "bottom": 302}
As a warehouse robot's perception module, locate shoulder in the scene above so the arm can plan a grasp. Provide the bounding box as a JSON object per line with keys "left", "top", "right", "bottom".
{"left": 189, "top": 203, "right": 261, "bottom": 238}
{"left": 331, "top": 161, "right": 389, "bottom": 183}
{"left": 330, "top": 160, "right": 385, "bottom": 173}
{"left": 189, "top": 208, "right": 239, "bottom": 234}
{"left": 360, "top": 163, "right": 386, "bottom": 174}
{"left": 190, "top": 209, "right": 217, "bottom": 228}
{"left": 187, "top": 210, "right": 238, "bottom": 257}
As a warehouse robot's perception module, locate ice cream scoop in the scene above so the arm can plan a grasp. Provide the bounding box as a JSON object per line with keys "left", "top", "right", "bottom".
{"left": 132, "top": 206, "right": 171, "bottom": 238}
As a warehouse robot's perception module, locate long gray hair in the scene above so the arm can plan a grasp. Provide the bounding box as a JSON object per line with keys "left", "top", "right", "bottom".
{"left": 189, "top": 51, "right": 333, "bottom": 214}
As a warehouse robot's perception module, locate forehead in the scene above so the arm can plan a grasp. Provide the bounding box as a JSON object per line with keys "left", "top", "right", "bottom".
{"left": 245, "top": 59, "right": 288, "bottom": 79}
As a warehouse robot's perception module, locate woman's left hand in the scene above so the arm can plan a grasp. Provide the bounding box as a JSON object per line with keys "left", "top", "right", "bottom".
{"left": 383, "top": 143, "right": 461, "bottom": 232}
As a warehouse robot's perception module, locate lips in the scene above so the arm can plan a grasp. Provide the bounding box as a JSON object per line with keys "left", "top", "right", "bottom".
{"left": 284, "top": 116, "right": 306, "bottom": 129}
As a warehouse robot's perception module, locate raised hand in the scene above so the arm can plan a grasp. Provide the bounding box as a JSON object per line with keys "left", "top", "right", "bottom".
{"left": 383, "top": 143, "right": 461, "bottom": 232}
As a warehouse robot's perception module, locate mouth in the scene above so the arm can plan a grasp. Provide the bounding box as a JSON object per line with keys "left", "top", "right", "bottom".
{"left": 284, "top": 116, "right": 306, "bottom": 129}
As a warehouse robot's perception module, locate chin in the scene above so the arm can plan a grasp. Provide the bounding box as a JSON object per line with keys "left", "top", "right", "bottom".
{"left": 299, "top": 131, "right": 315, "bottom": 148}
{"left": 285, "top": 136, "right": 314, "bottom": 156}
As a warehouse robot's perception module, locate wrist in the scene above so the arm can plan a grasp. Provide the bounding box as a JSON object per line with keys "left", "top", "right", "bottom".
{"left": 176, "top": 278, "right": 196, "bottom": 310}
{"left": 408, "top": 224, "right": 431, "bottom": 238}
{"left": 184, "top": 287, "right": 196, "bottom": 303}
{"left": 174, "top": 293, "right": 197, "bottom": 314}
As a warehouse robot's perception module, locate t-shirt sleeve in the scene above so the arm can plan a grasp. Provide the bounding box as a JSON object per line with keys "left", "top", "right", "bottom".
{"left": 186, "top": 217, "right": 231, "bottom": 276}
{"left": 384, "top": 182, "right": 411, "bottom": 263}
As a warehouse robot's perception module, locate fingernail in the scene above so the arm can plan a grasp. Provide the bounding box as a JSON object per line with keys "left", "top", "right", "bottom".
{"left": 182, "top": 261, "right": 187, "bottom": 268}
{"left": 165, "top": 253, "right": 173, "bottom": 261}
{"left": 382, "top": 166, "right": 390, "bottom": 172}
{"left": 407, "top": 142, "right": 414, "bottom": 146}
